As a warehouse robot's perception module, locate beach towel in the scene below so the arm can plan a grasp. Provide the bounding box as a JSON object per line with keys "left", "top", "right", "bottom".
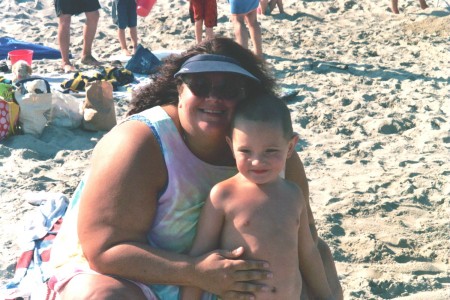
{"left": 0, "top": 193, "right": 68, "bottom": 300}
{"left": 60, "top": 68, "right": 135, "bottom": 92}
{"left": 0, "top": 37, "right": 65, "bottom": 60}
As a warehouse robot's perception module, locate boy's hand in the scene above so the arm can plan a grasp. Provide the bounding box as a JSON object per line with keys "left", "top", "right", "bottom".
{"left": 193, "top": 247, "right": 272, "bottom": 299}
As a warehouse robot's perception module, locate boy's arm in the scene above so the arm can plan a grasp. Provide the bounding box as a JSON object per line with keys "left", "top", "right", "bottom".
{"left": 297, "top": 197, "right": 334, "bottom": 300}
{"left": 181, "top": 188, "right": 225, "bottom": 300}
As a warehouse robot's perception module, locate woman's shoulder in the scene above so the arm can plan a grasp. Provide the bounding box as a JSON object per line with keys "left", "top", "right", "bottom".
{"left": 91, "top": 119, "right": 168, "bottom": 187}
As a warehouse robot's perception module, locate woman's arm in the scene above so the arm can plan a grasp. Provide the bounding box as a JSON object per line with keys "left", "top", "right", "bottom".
{"left": 285, "top": 152, "right": 318, "bottom": 242}
{"left": 286, "top": 152, "right": 343, "bottom": 299}
{"left": 297, "top": 198, "right": 333, "bottom": 300}
{"left": 77, "top": 121, "right": 271, "bottom": 296}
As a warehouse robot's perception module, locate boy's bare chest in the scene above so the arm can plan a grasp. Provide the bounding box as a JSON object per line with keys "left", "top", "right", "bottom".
{"left": 225, "top": 194, "right": 300, "bottom": 238}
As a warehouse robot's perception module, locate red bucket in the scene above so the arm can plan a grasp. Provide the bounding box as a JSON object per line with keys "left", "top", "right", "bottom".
{"left": 8, "top": 49, "right": 34, "bottom": 67}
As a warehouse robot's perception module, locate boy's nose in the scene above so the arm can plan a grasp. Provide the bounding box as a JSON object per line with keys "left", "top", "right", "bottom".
{"left": 251, "top": 156, "right": 264, "bottom": 166}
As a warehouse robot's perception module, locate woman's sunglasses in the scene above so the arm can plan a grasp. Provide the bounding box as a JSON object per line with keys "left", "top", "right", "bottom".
{"left": 180, "top": 74, "right": 247, "bottom": 101}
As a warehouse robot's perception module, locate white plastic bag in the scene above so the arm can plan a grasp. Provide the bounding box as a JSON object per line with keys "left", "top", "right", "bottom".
{"left": 14, "top": 90, "right": 52, "bottom": 137}
{"left": 49, "top": 91, "right": 83, "bottom": 129}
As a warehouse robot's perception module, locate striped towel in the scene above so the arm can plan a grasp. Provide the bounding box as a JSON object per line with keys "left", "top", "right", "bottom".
{"left": 1, "top": 193, "right": 68, "bottom": 300}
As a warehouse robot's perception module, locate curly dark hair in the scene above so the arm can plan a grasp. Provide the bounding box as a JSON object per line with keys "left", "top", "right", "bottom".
{"left": 128, "top": 37, "right": 277, "bottom": 116}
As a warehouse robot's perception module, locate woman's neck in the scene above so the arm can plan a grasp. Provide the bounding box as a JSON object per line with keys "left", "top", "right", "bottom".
{"left": 183, "top": 131, "right": 235, "bottom": 166}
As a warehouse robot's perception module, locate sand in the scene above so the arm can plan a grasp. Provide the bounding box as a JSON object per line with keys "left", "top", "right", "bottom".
{"left": 1, "top": 0, "right": 449, "bottom": 298}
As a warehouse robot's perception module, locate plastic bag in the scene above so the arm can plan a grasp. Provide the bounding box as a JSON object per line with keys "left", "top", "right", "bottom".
{"left": 49, "top": 91, "right": 83, "bottom": 129}
{"left": 14, "top": 78, "right": 52, "bottom": 136}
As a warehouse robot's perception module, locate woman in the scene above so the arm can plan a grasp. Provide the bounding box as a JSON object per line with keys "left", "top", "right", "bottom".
{"left": 49, "top": 37, "right": 341, "bottom": 299}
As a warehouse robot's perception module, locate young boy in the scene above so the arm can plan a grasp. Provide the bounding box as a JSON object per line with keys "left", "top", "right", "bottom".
{"left": 112, "top": 0, "right": 138, "bottom": 56}
{"left": 181, "top": 94, "right": 334, "bottom": 299}
{"left": 189, "top": 0, "right": 217, "bottom": 43}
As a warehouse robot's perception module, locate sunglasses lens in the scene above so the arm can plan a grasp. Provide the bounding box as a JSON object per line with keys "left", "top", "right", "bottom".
{"left": 182, "top": 75, "right": 246, "bottom": 101}
{"left": 213, "top": 80, "right": 245, "bottom": 100}
{"left": 182, "top": 75, "right": 210, "bottom": 98}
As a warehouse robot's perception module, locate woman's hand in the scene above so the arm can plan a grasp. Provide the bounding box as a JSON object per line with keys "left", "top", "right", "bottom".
{"left": 193, "top": 247, "right": 272, "bottom": 299}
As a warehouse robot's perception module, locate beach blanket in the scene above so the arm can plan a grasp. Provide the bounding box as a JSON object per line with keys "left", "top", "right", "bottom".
{"left": 0, "top": 193, "right": 68, "bottom": 300}
{"left": 0, "top": 37, "right": 64, "bottom": 60}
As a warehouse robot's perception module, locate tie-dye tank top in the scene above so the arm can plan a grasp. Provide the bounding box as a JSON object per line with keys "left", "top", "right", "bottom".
{"left": 50, "top": 106, "right": 237, "bottom": 299}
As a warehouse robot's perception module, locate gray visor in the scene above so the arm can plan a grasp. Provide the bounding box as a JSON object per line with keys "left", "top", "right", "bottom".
{"left": 174, "top": 54, "right": 260, "bottom": 82}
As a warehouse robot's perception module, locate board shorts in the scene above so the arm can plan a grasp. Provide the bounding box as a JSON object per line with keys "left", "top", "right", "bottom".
{"left": 54, "top": 0, "right": 101, "bottom": 17}
{"left": 228, "top": 0, "right": 259, "bottom": 14}
{"left": 112, "top": 0, "right": 138, "bottom": 29}
{"left": 190, "top": 0, "right": 217, "bottom": 28}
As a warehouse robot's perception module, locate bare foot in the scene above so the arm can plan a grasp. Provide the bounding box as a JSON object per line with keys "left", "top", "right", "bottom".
{"left": 390, "top": 6, "right": 400, "bottom": 14}
{"left": 80, "top": 54, "right": 102, "bottom": 66}
{"left": 121, "top": 48, "right": 132, "bottom": 56}
{"left": 62, "top": 63, "right": 76, "bottom": 73}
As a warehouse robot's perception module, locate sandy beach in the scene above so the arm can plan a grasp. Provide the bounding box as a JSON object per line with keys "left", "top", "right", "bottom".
{"left": 1, "top": 0, "right": 449, "bottom": 298}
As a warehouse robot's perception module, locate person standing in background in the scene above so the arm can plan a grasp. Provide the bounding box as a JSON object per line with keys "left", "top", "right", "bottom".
{"left": 54, "top": 0, "right": 102, "bottom": 72}
{"left": 390, "top": 0, "right": 428, "bottom": 14}
{"left": 189, "top": 0, "right": 218, "bottom": 43}
{"left": 112, "top": 0, "right": 139, "bottom": 56}
{"left": 228, "top": 0, "right": 263, "bottom": 59}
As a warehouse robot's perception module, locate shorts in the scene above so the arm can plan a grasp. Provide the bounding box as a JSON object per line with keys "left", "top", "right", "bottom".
{"left": 228, "top": 0, "right": 259, "bottom": 14}
{"left": 112, "top": 0, "right": 138, "bottom": 29}
{"left": 190, "top": 0, "right": 217, "bottom": 28}
{"left": 48, "top": 268, "right": 159, "bottom": 300}
{"left": 54, "top": 0, "right": 101, "bottom": 17}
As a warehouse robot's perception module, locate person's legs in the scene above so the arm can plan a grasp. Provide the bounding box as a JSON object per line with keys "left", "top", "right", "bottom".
{"left": 243, "top": 10, "right": 263, "bottom": 59}
{"left": 231, "top": 14, "right": 249, "bottom": 51}
{"left": 418, "top": 0, "right": 428, "bottom": 9}
{"left": 58, "top": 273, "right": 150, "bottom": 300}
{"left": 81, "top": 10, "right": 101, "bottom": 65}
{"left": 258, "top": 0, "right": 268, "bottom": 15}
{"left": 57, "top": 14, "right": 75, "bottom": 71}
{"left": 277, "top": 0, "right": 284, "bottom": 13}
{"left": 268, "top": 0, "right": 277, "bottom": 14}
{"left": 195, "top": 20, "right": 203, "bottom": 43}
{"left": 391, "top": 0, "right": 399, "bottom": 14}
{"left": 118, "top": 28, "right": 131, "bottom": 56}
{"left": 203, "top": 0, "right": 216, "bottom": 41}
{"left": 205, "top": 26, "right": 214, "bottom": 40}
{"left": 129, "top": 27, "right": 138, "bottom": 54}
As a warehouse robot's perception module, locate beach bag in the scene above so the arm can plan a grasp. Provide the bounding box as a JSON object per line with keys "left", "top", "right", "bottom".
{"left": 125, "top": 44, "right": 161, "bottom": 74}
{"left": 0, "top": 99, "right": 20, "bottom": 141}
{"left": 14, "top": 77, "right": 52, "bottom": 136}
{"left": 82, "top": 80, "right": 116, "bottom": 131}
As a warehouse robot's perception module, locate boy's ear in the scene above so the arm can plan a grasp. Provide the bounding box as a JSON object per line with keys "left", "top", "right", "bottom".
{"left": 286, "top": 134, "right": 299, "bottom": 158}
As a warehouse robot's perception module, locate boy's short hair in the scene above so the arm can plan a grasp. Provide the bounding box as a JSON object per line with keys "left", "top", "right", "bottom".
{"left": 232, "top": 93, "right": 294, "bottom": 139}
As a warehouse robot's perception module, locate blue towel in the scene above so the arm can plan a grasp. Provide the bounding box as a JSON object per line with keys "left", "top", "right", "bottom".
{"left": 0, "top": 37, "right": 68, "bottom": 60}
